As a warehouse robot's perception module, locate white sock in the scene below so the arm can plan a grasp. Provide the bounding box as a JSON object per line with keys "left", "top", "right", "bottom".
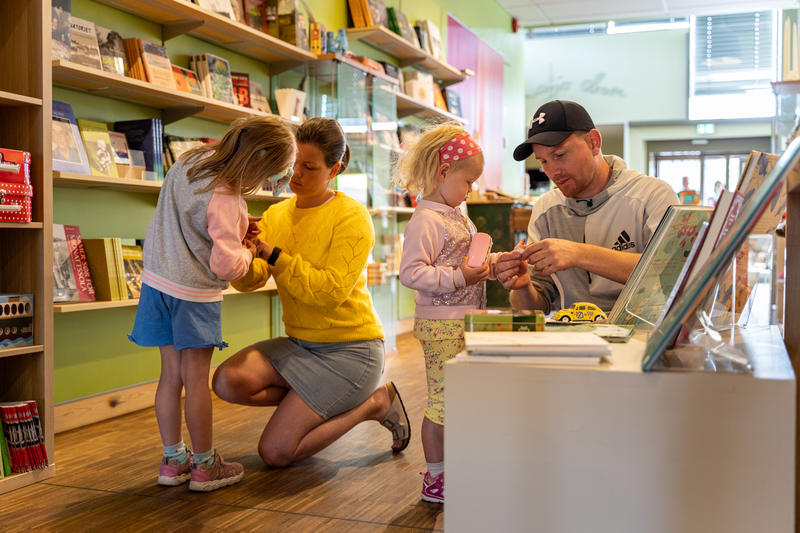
{"left": 427, "top": 461, "right": 444, "bottom": 477}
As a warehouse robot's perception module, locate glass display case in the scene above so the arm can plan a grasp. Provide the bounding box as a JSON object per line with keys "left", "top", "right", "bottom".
{"left": 272, "top": 59, "right": 401, "bottom": 351}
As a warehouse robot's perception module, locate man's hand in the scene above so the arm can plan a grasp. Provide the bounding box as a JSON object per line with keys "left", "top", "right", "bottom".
{"left": 521, "top": 238, "right": 580, "bottom": 276}
{"left": 459, "top": 256, "right": 489, "bottom": 286}
{"left": 495, "top": 239, "right": 530, "bottom": 290}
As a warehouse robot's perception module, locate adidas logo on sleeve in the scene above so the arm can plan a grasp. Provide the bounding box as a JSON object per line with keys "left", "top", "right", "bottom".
{"left": 611, "top": 230, "right": 636, "bottom": 251}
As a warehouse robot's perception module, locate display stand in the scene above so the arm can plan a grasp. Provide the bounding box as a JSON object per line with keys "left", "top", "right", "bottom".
{"left": 445, "top": 327, "right": 795, "bottom": 533}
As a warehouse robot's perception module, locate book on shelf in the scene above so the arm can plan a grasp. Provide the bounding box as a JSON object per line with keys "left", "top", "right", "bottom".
{"left": 231, "top": 71, "right": 251, "bottom": 107}
{"left": 82, "top": 238, "right": 127, "bottom": 301}
{"left": 445, "top": 88, "right": 462, "bottom": 117}
{"left": 52, "top": 100, "right": 91, "bottom": 175}
{"left": 607, "top": 205, "right": 713, "bottom": 328}
{"left": 462, "top": 331, "right": 611, "bottom": 365}
{"left": 0, "top": 419, "right": 10, "bottom": 477}
{"left": 114, "top": 119, "right": 164, "bottom": 181}
{"left": 249, "top": 80, "right": 271, "bottom": 113}
{"left": 394, "top": 10, "right": 420, "bottom": 48}
{"left": 432, "top": 83, "right": 448, "bottom": 111}
{"left": 277, "top": 3, "right": 309, "bottom": 50}
{"left": 413, "top": 24, "right": 430, "bottom": 54}
{"left": 95, "top": 25, "right": 127, "bottom": 76}
{"left": 196, "top": 0, "right": 236, "bottom": 19}
{"left": 69, "top": 15, "right": 103, "bottom": 70}
{"left": 52, "top": 0, "right": 72, "bottom": 61}
{"left": 347, "top": 0, "right": 367, "bottom": 27}
{"left": 53, "top": 224, "right": 96, "bottom": 302}
{"left": 121, "top": 241, "right": 144, "bottom": 299}
{"left": 172, "top": 65, "right": 202, "bottom": 96}
{"left": 189, "top": 55, "right": 209, "bottom": 98}
{"left": 139, "top": 39, "right": 177, "bottom": 90}
{"left": 0, "top": 401, "right": 49, "bottom": 473}
{"left": 205, "top": 53, "right": 235, "bottom": 103}
{"left": 366, "top": 0, "right": 388, "bottom": 28}
{"left": 77, "top": 119, "right": 119, "bottom": 178}
{"left": 418, "top": 20, "right": 443, "bottom": 60}
{"left": 165, "top": 136, "right": 206, "bottom": 164}
{"left": 243, "top": 0, "right": 269, "bottom": 32}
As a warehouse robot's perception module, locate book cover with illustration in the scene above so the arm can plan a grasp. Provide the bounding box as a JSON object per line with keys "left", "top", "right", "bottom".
{"left": 95, "top": 25, "right": 127, "bottom": 75}
{"left": 77, "top": 119, "right": 119, "bottom": 178}
{"left": 52, "top": 100, "right": 91, "bottom": 174}
{"left": 139, "top": 39, "right": 176, "bottom": 90}
{"left": 172, "top": 65, "right": 202, "bottom": 95}
{"left": 51, "top": 0, "right": 72, "bottom": 61}
{"left": 68, "top": 15, "right": 102, "bottom": 70}
{"left": 205, "top": 53, "right": 235, "bottom": 104}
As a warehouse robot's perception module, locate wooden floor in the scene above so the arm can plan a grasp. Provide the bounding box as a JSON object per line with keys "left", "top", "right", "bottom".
{"left": 0, "top": 333, "right": 444, "bottom": 532}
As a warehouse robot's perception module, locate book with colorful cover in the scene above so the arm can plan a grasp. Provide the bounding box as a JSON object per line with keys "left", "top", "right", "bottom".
{"left": 77, "top": 119, "right": 119, "bottom": 178}
{"left": 51, "top": 0, "right": 71, "bottom": 61}
{"left": 0, "top": 419, "right": 10, "bottom": 476}
{"left": 243, "top": 0, "right": 268, "bottom": 32}
{"left": 205, "top": 53, "right": 235, "bottom": 103}
{"left": 52, "top": 100, "right": 91, "bottom": 174}
{"left": 231, "top": 72, "right": 251, "bottom": 107}
{"left": 608, "top": 205, "right": 713, "bottom": 328}
{"left": 114, "top": 119, "right": 164, "bottom": 181}
{"left": 139, "top": 39, "right": 176, "bottom": 90}
{"left": 121, "top": 243, "right": 144, "bottom": 299}
{"left": 249, "top": 80, "right": 271, "bottom": 113}
{"left": 95, "top": 25, "right": 127, "bottom": 75}
{"left": 52, "top": 223, "right": 79, "bottom": 302}
{"left": 172, "top": 65, "right": 202, "bottom": 95}
{"left": 68, "top": 15, "right": 102, "bottom": 70}
{"left": 63, "top": 224, "right": 96, "bottom": 302}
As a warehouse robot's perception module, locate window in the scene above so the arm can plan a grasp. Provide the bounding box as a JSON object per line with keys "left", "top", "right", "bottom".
{"left": 689, "top": 11, "right": 776, "bottom": 120}
{"left": 649, "top": 151, "right": 750, "bottom": 205}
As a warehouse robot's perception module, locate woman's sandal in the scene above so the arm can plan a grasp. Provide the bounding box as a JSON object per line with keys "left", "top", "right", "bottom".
{"left": 380, "top": 381, "right": 411, "bottom": 453}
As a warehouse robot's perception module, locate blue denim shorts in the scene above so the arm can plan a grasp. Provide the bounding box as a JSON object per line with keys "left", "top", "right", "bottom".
{"left": 128, "top": 284, "right": 228, "bottom": 351}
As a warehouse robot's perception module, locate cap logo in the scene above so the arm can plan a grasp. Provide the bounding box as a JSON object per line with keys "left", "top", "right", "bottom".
{"left": 531, "top": 112, "right": 546, "bottom": 127}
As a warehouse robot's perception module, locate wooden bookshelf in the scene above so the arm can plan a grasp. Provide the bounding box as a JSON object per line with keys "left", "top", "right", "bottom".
{"left": 395, "top": 91, "right": 466, "bottom": 123}
{"left": 0, "top": 0, "right": 54, "bottom": 494}
{"left": 53, "top": 171, "right": 293, "bottom": 201}
{"left": 95, "top": 0, "right": 316, "bottom": 65}
{"left": 53, "top": 281, "right": 278, "bottom": 313}
{"left": 346, "top": 25, "right": 467, "bottom": 86}
{"left": 0, "top": 345, "right": 45, "bottom": 360}
{"left": 52, "top": 60, "right": 268, "bottom": 124}
{"left": 0, "top": 90, "right": 42, "bottom": 107}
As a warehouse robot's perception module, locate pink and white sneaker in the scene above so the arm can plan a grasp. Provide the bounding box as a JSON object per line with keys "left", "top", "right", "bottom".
{"left": 188, "top": 451, "right": 244, "bottom": 492}
{"left": 157, "top": 453, "right": 192, "bottom": 486}
{"left": 421, "top": 472, "right": 444, "bottom": 503}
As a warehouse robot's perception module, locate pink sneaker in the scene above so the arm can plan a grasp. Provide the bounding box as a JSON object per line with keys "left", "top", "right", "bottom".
{"left": 157, "top": 453, "right": 192, "bottom": 486}
{"left": 188, "top": 451, "right": 244, "bottom": 492}
{"left": 421, "top": 472, "right": 444, "bottom": 503}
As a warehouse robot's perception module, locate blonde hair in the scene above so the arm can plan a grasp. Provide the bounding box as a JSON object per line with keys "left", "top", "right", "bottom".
{"left": 183, "top": 115, "right": 296, "bottom": 195}
{"left": 394, "top": 123, "right": 471, "bottom": 197}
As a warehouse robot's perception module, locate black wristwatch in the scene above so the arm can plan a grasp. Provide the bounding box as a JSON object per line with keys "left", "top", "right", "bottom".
{"left": 267, "top": 246, "right": 282, "bottom": 266}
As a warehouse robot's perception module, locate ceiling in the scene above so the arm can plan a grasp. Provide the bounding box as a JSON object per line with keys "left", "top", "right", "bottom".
{"left": 498, "top": 0, "right": 800, "bottom": 27}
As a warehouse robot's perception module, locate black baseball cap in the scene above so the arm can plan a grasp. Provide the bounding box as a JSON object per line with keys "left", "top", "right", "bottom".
{"left": 513, "top": 100, "right": 595, "bottom": 161}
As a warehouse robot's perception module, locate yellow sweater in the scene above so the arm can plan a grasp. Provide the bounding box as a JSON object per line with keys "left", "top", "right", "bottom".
{"left": 233, "top": 192, "right": 384, "bottom": 342}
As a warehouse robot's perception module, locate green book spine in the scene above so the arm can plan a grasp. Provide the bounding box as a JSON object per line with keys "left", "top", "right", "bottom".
{"left": 0, "top": 421, "right": 11, "bottom": 476}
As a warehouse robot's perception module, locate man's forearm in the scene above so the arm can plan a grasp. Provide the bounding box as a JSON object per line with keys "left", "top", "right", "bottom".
{"left": 575, "top": 244, "right": 640, "bottom": 284}
{"left": 509, "top": 284, "right": 549, "bottom": 312}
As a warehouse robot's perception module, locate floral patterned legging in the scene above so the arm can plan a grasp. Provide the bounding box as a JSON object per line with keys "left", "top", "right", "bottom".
{"left": 413, "top": 318, "right": 465, "bottom": 425}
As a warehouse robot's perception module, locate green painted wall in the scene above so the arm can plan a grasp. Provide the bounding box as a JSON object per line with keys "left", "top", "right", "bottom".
{"left": 56, "top": 0, "right": 519, "bottom": 400}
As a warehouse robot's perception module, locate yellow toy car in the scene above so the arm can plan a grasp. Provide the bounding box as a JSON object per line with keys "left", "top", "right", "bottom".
{"left": 553, "top": 302, "right": 607, "bottom": 322}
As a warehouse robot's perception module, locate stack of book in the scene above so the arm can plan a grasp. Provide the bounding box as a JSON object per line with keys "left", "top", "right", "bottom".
{"left": 123, "top": 37, "right": 177, "bottom": 91}
{"left": 0, "top": 400, "right": 49, "bottom": 475}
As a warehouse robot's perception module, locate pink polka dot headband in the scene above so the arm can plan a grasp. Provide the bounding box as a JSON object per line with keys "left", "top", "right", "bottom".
{"left": 439, "top": 132, "right": 482, "bottom": 163}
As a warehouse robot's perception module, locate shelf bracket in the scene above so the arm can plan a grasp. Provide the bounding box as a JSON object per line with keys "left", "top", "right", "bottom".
{"left": 162, "top": 105, "right": 204, "bottom": 125}
{"left": 162, "top": 20, "right": 204, "bottom": 42}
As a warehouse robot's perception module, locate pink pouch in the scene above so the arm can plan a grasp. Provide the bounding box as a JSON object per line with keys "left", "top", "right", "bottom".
{"left": 467, "top": 232, "right": 492, "bottom": 267}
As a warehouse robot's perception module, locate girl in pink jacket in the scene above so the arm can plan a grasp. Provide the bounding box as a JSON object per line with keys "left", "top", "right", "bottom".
{"left": 396, "top": 124, "right": 497, "bottom": 504}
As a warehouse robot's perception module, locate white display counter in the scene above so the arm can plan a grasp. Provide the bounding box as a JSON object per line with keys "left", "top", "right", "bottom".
{"left": 444, "top": 326, "right": 795, "bottom": 533}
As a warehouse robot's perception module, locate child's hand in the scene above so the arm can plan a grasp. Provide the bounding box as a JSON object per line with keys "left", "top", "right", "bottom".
{"left": 243, "top": 238, "right": 258, "bottom": 257}
{"left": 246, "top": 215, "right": 262, "bottom": 239}
{"left": 460, "top": 255, "right": 489, "bottom": 285}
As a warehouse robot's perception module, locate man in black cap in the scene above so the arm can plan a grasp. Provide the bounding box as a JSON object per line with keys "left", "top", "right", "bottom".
{"left": 496, "top": 100, "right": 677, "bottom": 313}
